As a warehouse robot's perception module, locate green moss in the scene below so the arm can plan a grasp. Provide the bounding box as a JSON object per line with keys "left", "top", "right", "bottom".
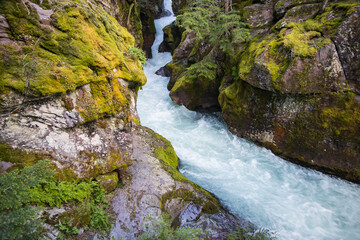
{"left": 0, "top": 143, "right": 50, "bottom": 166}
{"left": 281, "top": 92, "right": 360, "bottom": 181}
{"left": 153, "top": 134, "right": 179, "bottom": 170}
{"left": 312, "top": 2, "right": 360, "bottom": 36}
{"left": 303, "top": 19, "right": 322, "bottom": 32}
{"left": 96, "top": 172, "right": 119, "bottom": 193}
{"left": 0, "top": 0, "right": 146, "bottom": 121}
{"left": 283, "top": 23, "right": 317, "bottom": 58}
{"left": 161, "top": 188, "right": 219, "bottom": 215}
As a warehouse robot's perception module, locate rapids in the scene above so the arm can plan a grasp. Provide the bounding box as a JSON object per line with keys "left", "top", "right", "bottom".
{"left": 137, "top": 1, "right": 360, "bottom": 239}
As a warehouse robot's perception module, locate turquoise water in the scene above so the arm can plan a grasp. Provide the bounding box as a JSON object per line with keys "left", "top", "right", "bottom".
{"left": 137, "top": 1, "right": 360, "bottom": 239}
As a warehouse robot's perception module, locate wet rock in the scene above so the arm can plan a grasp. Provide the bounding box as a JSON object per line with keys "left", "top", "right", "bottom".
{"left": 139, "top": 0, "right": 165, "bottom": 58}
{"left": 274, "top": 0, "right": 322, "bottom": 19}
{"left": 333, "top": 6, "right": 360, "bottom": 93}
{"left": 173, "top": 31, "right": 197, "bottom": 60}
{"left": 110, "top": 127, "right": 248, "bottom": 239}
{"left": 272, "top": 3, "right": 321, "bottom": 30}
{"left": 155, "top": 66, "right": 171, "bottom": 77}
{"left": 159, "top": 22, "right": 183, "bottom": 54}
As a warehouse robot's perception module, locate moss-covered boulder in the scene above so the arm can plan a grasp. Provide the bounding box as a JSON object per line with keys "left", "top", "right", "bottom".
{"left": 218, "top": 2, "right": 360, "bottom": 182}
{"left": 110, "top": 126, "right": 249, "bottom": 239}
{"left": 159, "top": 22, "right": 183, "bottom": 54}
{"left": 0, "top": 0, "right": 146, "bottom": 180}
{"left": 166, "top": 1, "right": 360, "bottom": 183}
{"left": 96, "top": 172, "right": 119, "bottom": 193}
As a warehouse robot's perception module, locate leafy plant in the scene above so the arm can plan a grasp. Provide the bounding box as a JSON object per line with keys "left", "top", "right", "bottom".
{"left": 184, "top": 56, "right": 217, "bottom": 80}
{"left": 0, "top": 160, "right": 54, "bottom": 239}
{"left": 128, "top": 46, "right": 147, "bottom": 64}
{"left": 138, "top": 214, "right": 203, "bottom": 240}
{"left": 89, "top": 185, "right": 110, "bottom": 230}
{"left": 31, "top": 180, "right": 94, "bottom": 207}
{"left": 56, "top": 220, "right": 80, "bottom": 238}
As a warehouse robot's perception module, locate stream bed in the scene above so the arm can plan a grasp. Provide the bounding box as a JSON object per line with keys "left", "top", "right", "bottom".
{"left": 137, "top": 1, "right": 360, "bottom": 239}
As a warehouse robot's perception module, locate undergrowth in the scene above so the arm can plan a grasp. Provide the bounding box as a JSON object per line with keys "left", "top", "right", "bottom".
{"left": 0, "top": 160, "right": 111, "bottom": 239}
{"left": 138, "top": 214, "right": 203, "bottom": 240}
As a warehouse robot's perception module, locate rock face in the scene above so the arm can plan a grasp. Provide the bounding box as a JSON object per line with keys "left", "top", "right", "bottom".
{"left": 0, "top": 0, "right": 249, "bottom": 238}
{"left": 333, "top": 6, "right": 360, "bottom": 94}
{"left": 111, "top": 126, "right": 248, "bottom": 239}
{"left": 158, "top": 22, "right": 182, "bottom": 54}
{"left": 166, "top": 1, "right": 360, "bottom": 183}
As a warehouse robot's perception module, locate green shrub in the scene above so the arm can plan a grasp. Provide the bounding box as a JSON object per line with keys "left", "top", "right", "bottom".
{"left": 128, "top": 46, "right": 147, "bottom": 64}
{"left": 0, "top": 160, "right": 111, "bottom": 239}
{"left": 0, "top": 160, "right": 54, "bottom": 239}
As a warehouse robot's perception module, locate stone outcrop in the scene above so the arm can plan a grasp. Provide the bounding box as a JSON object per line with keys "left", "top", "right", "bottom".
{"left": 164, "top": 1, "right": 360, "bottom": 183}
{"left": 158, "top": 22, "right": 182, "bottom": 53}
{"left": 110, "top": 126, "right": 248, "bottom": 239}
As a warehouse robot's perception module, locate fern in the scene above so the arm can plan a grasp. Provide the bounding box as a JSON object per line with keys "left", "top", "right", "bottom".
{"left": 31, "top": 180, "right": 93, "bottom": 207}
{"left": 185, "top": 56, "right": 217, "bottom": 80}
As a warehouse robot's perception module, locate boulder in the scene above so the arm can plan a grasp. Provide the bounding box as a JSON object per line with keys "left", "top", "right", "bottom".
{"left": 110, "top": 127, "right": 249, "bottom": 239}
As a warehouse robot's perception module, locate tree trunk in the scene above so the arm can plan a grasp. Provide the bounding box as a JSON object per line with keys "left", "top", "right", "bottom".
{"left": 224, "top": 0, "right": 229, "bottom": 13}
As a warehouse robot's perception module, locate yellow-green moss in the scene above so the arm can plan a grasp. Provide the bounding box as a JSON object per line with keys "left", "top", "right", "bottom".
{"left": 161, "top": 188, "right": 219, "bottom": 215}
{"left": 96, "top": 172, "right": 119, "bottom": 193}
{"left": 283, "top": 23, "right": 317, "bottom": 58}
{"left": 0, "top": 143, "right": 50, "bottom": 166}
{"left": 0, "top": 0, "right": 146, "bottom": 121}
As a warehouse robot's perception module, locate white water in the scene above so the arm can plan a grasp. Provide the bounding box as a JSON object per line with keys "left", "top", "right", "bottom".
{"left": 137, "top": 1, "right": 360, "bottom": 239}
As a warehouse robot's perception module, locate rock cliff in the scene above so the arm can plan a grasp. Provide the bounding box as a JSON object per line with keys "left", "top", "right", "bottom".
{"left": 0, "top": 0, "right": 247, "bottom": 238}
{"left": 163, "top": 0, "right": 360, "bottom": 182}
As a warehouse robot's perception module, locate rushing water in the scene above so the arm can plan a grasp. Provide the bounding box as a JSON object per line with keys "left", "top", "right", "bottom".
{"left": 137, "top": 1, "right": 360, "bottom": 239}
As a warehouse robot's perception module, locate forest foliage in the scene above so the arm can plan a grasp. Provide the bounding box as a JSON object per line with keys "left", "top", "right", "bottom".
{"left": 175, "top": 0, "right": 249, "bottom": 54}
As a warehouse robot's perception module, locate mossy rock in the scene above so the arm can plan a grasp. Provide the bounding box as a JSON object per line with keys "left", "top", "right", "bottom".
{"left": 219, "top": 78, "right": 360, "bottom": 183}
{"left": 0, "top": 0, "right": 146, "bottom": 121}
{"left": 96, "top": 172, "right": 119, "bottom": 193}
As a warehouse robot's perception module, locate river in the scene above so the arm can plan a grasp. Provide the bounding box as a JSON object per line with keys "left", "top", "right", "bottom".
{"left": 137, "top": 1, "right": 360, "bottom": 239}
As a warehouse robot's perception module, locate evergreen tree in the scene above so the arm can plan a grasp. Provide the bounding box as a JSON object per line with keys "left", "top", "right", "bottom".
{"left": 176, "top": 0, "right": 249, "bottom": 54}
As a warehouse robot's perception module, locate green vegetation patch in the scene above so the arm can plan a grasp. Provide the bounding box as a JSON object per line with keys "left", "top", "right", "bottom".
{"left": 0, "top": 160, "right": 112, "bottom": 239}
{"left": 139, "top": 214, "right": 203, "bottom": 240}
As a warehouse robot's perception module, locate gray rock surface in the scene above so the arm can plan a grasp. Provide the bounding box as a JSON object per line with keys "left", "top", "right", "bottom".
{"left": 110, "top": 126, "right": 248, "bottom": 239}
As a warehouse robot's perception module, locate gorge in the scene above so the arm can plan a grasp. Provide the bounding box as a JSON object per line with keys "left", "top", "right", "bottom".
{"left": 138, "top": 0, "right": 360, "bottom": 239}
{"left": 0, "top": 0, "right": 359, "bottom": 239}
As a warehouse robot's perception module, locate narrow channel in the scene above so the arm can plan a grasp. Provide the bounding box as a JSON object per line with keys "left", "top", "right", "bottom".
{"left": 137, "top": 1, "right": 360, "bottom": 239}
